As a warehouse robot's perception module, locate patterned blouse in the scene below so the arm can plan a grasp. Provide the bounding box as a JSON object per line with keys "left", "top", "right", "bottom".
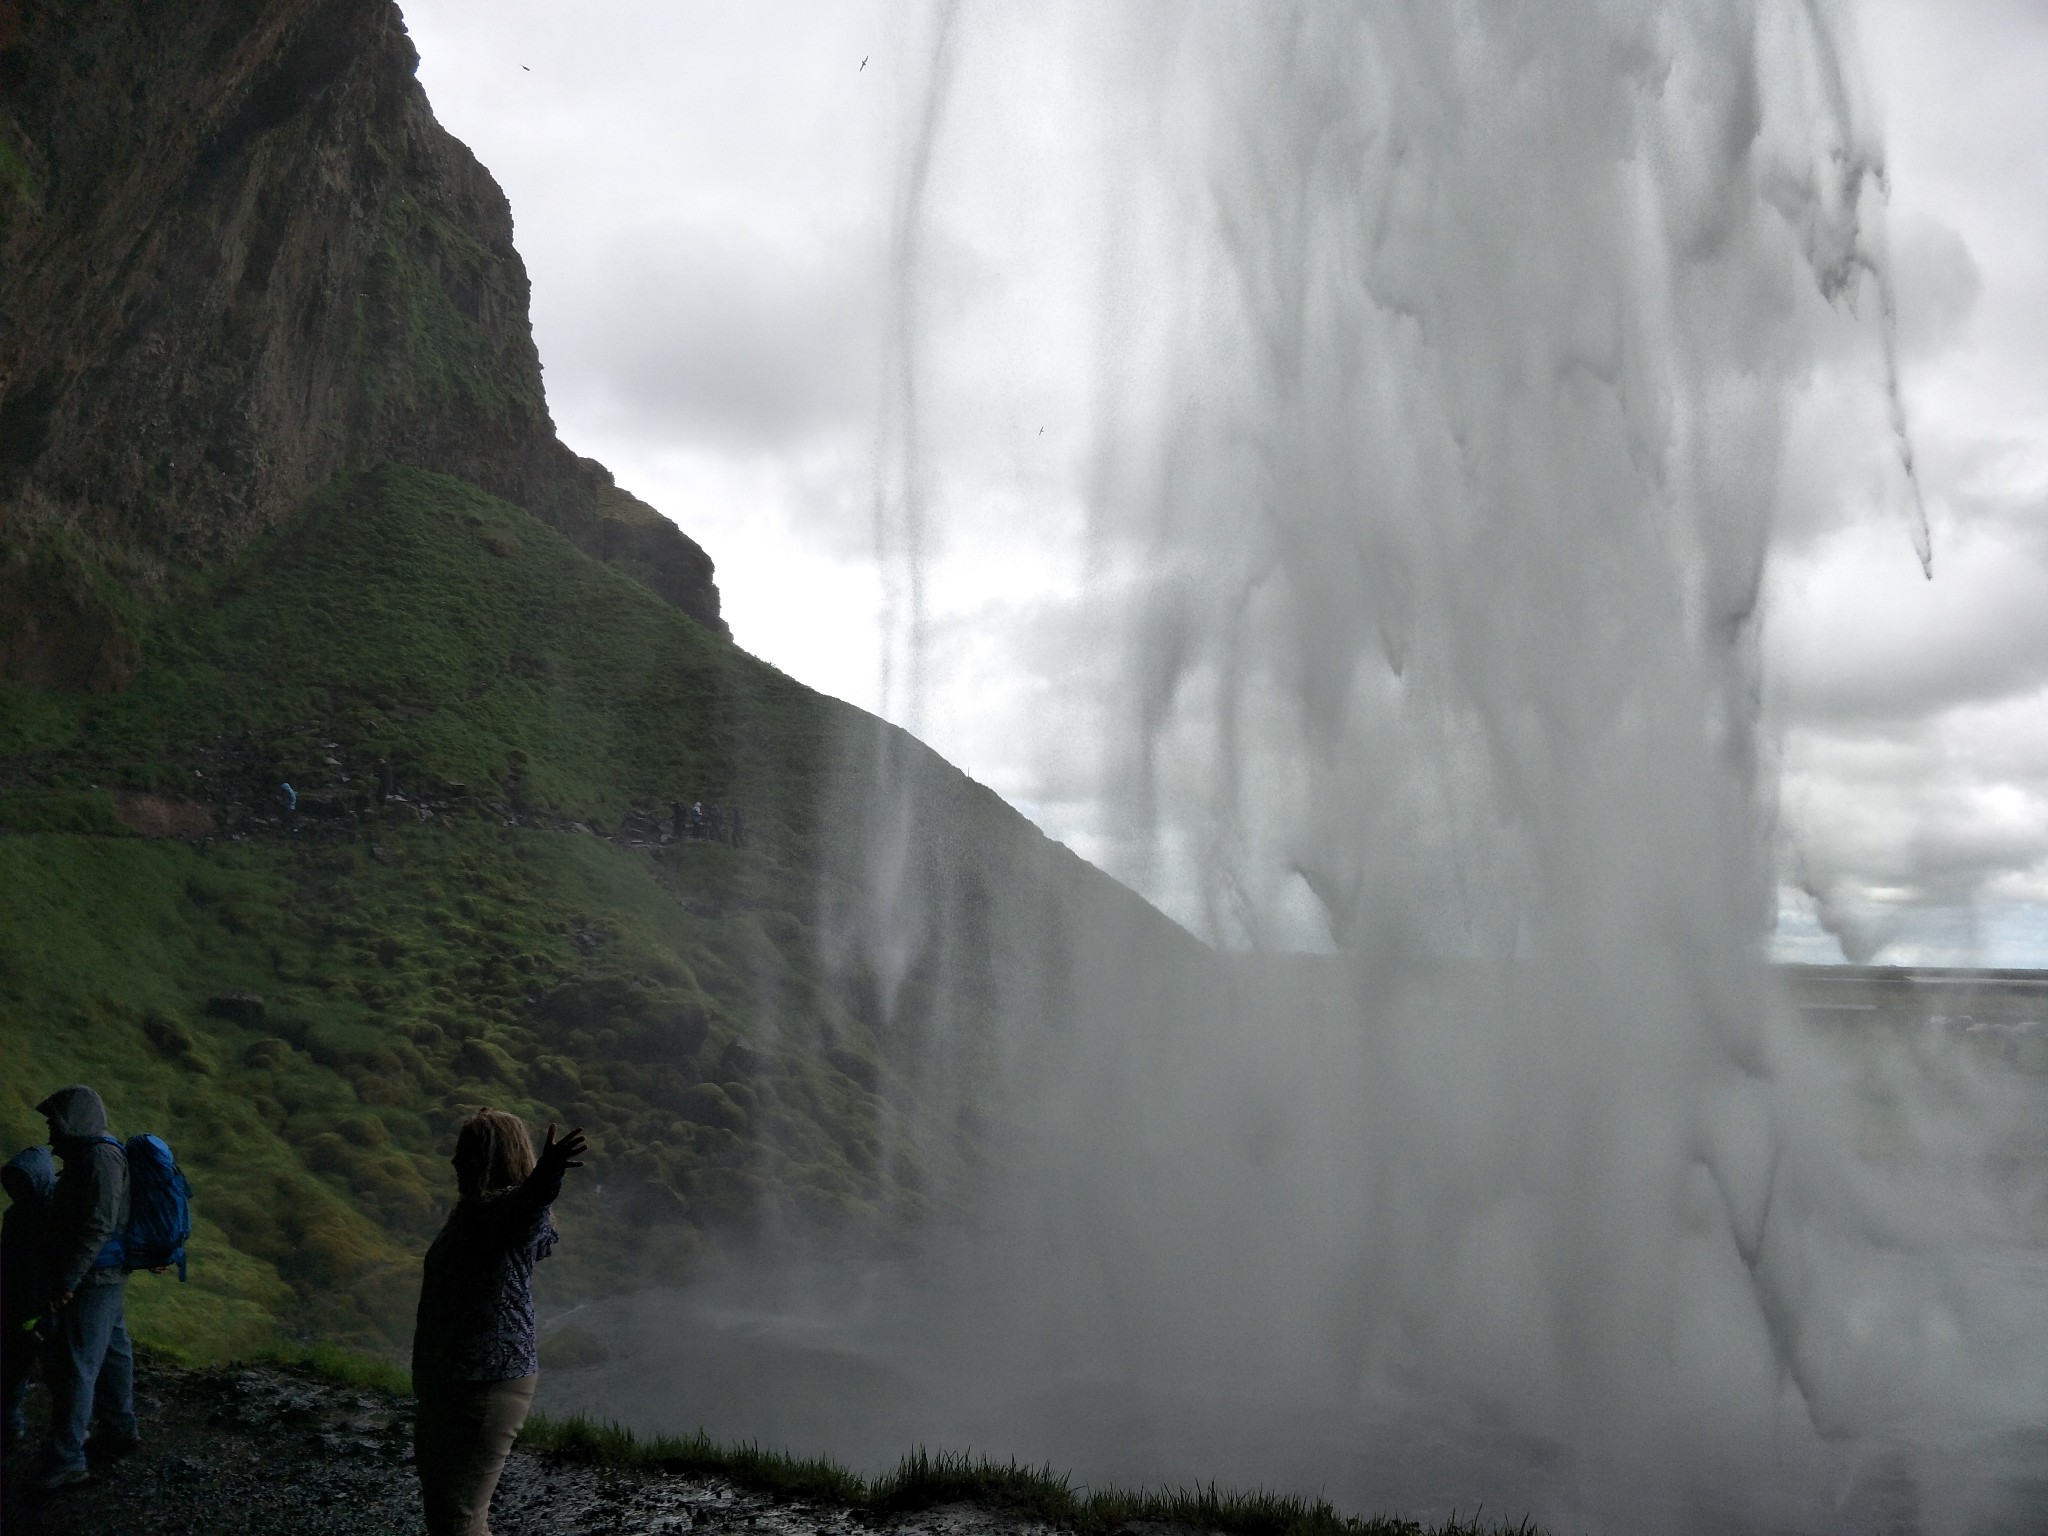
{"left": 411, "top": 1163, "right": 562, "bottom": 1384}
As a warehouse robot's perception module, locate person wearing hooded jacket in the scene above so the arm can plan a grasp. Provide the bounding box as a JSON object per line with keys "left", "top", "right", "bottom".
{"left": 2, "top": 1144, "right": 56, "bottom": 1454}
{"left": 34, "top": 1086, "right": 137, "bottom": 1489}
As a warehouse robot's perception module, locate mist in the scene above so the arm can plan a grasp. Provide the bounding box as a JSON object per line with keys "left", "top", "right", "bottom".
{"left": 538, "top": 7, "right": 2048, "bottom": 1531}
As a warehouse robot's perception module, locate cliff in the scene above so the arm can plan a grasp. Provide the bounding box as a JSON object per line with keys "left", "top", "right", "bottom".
{"left": 0, "top": 0, "right": 722, "bottom": 696}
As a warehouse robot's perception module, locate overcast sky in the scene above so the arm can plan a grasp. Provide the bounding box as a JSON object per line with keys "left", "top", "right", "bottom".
{"left": 398, "top": 1, "right": 2048, "bottom": 967}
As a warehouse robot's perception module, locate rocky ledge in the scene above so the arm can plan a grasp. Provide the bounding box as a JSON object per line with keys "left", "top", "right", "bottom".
{"left": 1, "top": 1358, "right": 1052, "bottom": 1536}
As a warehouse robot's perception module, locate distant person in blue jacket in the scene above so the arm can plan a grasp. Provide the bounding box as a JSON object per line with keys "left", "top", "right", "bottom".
{"left": 412, "top": 1109, "right": 587, "bottom": 1536}
{"left": 2, "top": 1144, "right": 56, "bottom": 1455}
{"left": 34, "top": 1086, "right": 137, "bottom": 1489}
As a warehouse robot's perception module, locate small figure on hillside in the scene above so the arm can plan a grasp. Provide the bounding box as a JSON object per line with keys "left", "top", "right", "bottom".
{"left": 670, "top": 801, "right": 685, "bottom": 843}
{"left": 378, "top": 762, "right": 398, "bottom": 804}
{"left": 279, "top": 782, "right": 297, "bottom": 815}
{"left": 689, "top": 801, "right": 705, "bottom": 840}
{"left": 706, "top": 803, "right": 724, "bottom": 843}
{"left": 729, "top": 806, "right": 745, "bottom": 848}
{"left": 1, "top": 1144, "right": 56, "bottom": 1457}
{"left": 412, "top": 1110, "right": 587, "bottom": 1536}
{"left": 33, "top": 1085, "right": 139, "bottom": 1489}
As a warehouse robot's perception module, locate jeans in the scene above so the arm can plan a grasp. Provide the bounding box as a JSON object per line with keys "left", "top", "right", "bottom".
{"left": 414, "top": 1373, "right": 536, "bottom": 1536}
{"left": 2, "top": 1316, "right": 38, "bottom": 1447}
{"left": 44, "top": 1279, "right": 135, "bottom": 1474}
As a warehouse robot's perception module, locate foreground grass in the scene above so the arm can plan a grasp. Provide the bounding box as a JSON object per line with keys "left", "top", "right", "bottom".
{"left": 276, "top": 1343, "right": 1532, "bottom": 1536}
{"left": 517, "top": 1416, "right": 1532, "bottom": 1536}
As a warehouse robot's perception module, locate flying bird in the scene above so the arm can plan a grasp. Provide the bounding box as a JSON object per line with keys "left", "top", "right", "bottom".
{"left": 860, "top": 56, "right": 868, "bottom": 71}
{"left": 521, "top": 65, "right": 530, "bottom": 71}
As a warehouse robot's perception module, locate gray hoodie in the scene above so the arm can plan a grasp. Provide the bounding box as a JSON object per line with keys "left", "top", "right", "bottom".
{"left": 36, "top": 1086, "right": 129, "bottom": 1295}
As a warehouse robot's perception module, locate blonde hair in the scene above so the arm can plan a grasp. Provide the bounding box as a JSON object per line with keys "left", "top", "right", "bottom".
{"left": 451, "top": 1108, "right": 536, "bottom": 1202}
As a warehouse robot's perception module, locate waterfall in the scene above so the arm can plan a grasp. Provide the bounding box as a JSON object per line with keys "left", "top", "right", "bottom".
{"left": 882, "top": 6, "right": 2041, "bottom": 1528}
{"left": 580, "top": 8, "right": 2048, "bottom": 1531}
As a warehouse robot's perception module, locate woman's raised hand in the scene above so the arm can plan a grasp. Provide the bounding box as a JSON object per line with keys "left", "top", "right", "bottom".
{"left": 539, "top": 1123, "right": 588, "bottom": 1175}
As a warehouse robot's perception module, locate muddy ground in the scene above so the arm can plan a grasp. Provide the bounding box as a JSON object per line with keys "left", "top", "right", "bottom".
{"left": 1, "top": 1359, "right": 1055, "bottom": 1536}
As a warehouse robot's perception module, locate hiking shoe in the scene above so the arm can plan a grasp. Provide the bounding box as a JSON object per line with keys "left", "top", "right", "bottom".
{"left": 36, "top": 1464, "right": 90, "bottom": 1491}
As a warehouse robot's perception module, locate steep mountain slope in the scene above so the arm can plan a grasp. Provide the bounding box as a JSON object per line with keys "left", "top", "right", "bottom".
{"left": 0, "top": 0, "right": 718, "bottom": 696}
{"left": 0, "top": 463, "right": 1205, "bottom": 1355}
{"left": 0, "top": 2, "right": 1209, "bottom": 1357}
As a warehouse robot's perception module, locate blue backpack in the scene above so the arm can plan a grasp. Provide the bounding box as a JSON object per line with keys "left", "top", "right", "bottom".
{"left": 91, "top": 1134, "right": 193, "bottom": 1281}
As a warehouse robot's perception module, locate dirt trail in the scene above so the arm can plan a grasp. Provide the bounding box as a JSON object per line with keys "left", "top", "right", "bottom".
{"left": 2, "top": 1359, "right": 1053, "bottom": 1536}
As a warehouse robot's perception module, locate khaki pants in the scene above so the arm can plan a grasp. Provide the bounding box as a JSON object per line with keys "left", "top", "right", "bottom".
{"left": 414, "top": 1373, "right": 537, "bottom": 1536}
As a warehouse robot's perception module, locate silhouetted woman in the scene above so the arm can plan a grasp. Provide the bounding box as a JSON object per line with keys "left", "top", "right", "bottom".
{"left": 412, "top": 1109, "right": 586, "bottom": 1536}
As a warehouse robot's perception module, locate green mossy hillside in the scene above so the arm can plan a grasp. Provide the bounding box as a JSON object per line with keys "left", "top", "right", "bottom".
{"left": 0, "top": 464, "right": 1140, "bottom": 1361}
{"left": 0, "top": 464, "right": 810, "bottom": 814}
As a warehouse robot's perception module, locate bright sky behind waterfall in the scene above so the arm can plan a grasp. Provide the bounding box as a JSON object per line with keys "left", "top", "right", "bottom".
{"left": 398, "top": 0, "right": 2048, "bottom": 966}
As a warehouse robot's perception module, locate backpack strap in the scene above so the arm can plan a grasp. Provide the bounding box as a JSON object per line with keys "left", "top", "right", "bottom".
{"left": 88, "top": 1134, "right": 129, "bottom": 1271}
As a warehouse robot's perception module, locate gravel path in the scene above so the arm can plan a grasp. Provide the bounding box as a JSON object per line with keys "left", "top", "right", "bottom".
{"left": 2, "top": 1360, "right": 1057, "bottom": 1536}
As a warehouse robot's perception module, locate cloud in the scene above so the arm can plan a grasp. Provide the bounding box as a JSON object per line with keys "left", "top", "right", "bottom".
{"left": 1763, "top": 4, "right": 2048, "bottom": 963}
{"left": 1770, "top": 505, "right": 2048, "bottom": 724}
{"left": 541, "top": 227, "right": 884, "bottom": 451}
{"left": 1780, "top": 684, "right": 2048, "bottom": 962}
{"left": 1888, "top": 211, "right": 1982, "bottom": 360}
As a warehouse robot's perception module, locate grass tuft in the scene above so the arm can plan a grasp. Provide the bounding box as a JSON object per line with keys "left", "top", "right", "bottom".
{"left": 870, "top": 1446, "right": 1075, "bottom": 1518}
{"left": 518, "top": 1413, "right": 867, "bottom": 1505}
{"left": 258, "top": 1341, "right": 414, "bottom": 1397}
{"left": 514, "top": 1416, "right": 1534, "bottom": 1536}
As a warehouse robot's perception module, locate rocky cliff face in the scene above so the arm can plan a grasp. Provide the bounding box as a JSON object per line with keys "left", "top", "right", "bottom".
{"left": 0, "top": 0, "right": 723, "bottom": 689}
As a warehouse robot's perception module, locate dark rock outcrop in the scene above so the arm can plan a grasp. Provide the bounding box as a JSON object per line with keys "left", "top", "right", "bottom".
{"left": 0, "top": 0, "right": 724, "bottom": 685}
{"left": 204, "top": 991, "right": 268, "bottom": 1027}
